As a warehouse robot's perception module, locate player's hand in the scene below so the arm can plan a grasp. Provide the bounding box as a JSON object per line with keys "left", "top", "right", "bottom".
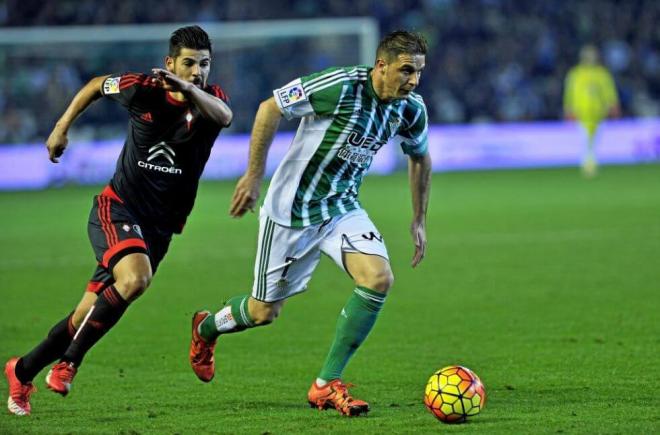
{"left": 46, "top": 127, "right": 68, "bottom": 163}
{"left": 230, "top": 174, "right": 261, "bottom": 218}
{"left": 609, "top": 105, "right": 622, "bottom": 119}
{"left": 151, "top": 68, "right": 193, "bottom": 93}
{"left": 410, "top": 219, "right": 427, "bottom": 268}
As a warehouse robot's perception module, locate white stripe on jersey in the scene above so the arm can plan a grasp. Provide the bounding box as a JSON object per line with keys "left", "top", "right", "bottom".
{"left": 301, "top": 84, "right": 362, "bottom": 226}
{"left": 323, "top": 98, "right": 378, "bottom": 218}
{"left": 305, "top": 66, "right": 367, "bottom": 92}
{"left": 306, "top": 68, "right": 368, "bottom": 95}
{"left": 409, "top": 106, "right": 423, "bottom": 129}
{"left": 304, "top": 68, "right": 346, "bottom": 88}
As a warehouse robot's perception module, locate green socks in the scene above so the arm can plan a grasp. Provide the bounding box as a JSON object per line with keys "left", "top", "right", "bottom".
{"left": 318, "top": 286, "right": 386, "bottom": 381}
{"left": 199, "top": 295, "right": 255, "bottom": 341}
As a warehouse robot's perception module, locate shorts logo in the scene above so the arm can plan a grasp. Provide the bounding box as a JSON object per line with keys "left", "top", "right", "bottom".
{"left": 133, "top": 224, "right": 143, "bottom": 238}
{"left": 362, "top": 232, "right": 383, "bottom": 242}
{"left": 122, "top": 224, "right": 131, "bottom": 232}
{"left": 278, "top": 84, "right": 306, "bottom": 108}
{"left": 103, "top": 77, "right": 121, "bottom": 94}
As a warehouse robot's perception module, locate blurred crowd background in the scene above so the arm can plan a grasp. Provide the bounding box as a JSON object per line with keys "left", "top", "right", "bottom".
{"left": 1, "top": 0, "right": 658, "bottom": 145}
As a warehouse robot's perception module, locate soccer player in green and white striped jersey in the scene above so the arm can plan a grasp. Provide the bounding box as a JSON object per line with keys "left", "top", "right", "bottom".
{"left": 190, "top": 31, "right": 432, "bottom": 416}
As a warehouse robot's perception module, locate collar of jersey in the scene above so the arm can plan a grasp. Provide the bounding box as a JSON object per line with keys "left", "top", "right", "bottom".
{"left": 166, "top": 91, "right": 189, "bottom": 107}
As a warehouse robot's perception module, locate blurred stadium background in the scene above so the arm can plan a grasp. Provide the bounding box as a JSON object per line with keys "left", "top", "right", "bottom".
{"left": 1, "top": 2, "right": 659, "bottom": 433}
{"left": 0, "top": 0, "right": 658, "bottom": 188}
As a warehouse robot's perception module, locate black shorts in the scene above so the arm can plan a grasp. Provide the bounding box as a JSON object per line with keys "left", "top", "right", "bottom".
{"left": 86, "top": 185, "right": 172, "bottom": 294}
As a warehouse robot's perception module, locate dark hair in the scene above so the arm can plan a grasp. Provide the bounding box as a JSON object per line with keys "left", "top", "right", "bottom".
{"left": 376, "top": 30, "right": 428, "bottom": 62}
{"left": 169, "top": 25, "right": 212, "bottom": 57}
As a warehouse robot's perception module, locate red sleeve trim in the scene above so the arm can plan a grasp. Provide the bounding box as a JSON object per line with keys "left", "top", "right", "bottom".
{"left": 102, "top": 238, "right": 147, "bottom": 268}
{"left": 119, "top": 73, "right": 159, "bottom": 90}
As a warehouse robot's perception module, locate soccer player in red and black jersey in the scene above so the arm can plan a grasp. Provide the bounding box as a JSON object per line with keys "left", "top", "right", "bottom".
{"left": 4, "top": 25, "right": 232, "bottom": 416}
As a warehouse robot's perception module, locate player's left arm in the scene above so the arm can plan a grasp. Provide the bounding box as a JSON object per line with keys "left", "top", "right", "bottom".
{"left": 602, "top": 69, "right": 621, "bottom": 118}
{"left": 408, "top": 152, "right": 432, "bottom": 268}
{"left": 397, "top": 97, "right": 431, "bottom": 267}
{"left": 151, "top": 68, "right": 232, "bottom": 127}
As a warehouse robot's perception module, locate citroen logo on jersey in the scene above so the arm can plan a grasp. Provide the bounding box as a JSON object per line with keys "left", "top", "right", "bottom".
{"left": 138, "top": 141, "right": 182, "bottom": 175}
{"left": 148, "top": 142, "right": 175, "bottom": 165}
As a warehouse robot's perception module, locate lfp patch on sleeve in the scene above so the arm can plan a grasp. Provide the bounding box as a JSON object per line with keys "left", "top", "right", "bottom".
{"left": 277, "top": 83, "right": 307, "bottom": 108}
{"left": 103, "top": 77, "right": 121, "bottom": 94}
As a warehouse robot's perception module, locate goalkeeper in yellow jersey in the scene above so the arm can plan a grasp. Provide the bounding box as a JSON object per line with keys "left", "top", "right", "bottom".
{"left": 563, "top": 45, "right": 620, "bottom": 177}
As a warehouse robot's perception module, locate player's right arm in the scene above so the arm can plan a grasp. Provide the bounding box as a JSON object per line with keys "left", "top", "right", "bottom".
{"left": 229, "top": 68, "right": 344, "bottom": 217}
{"left": 229, "top": 97, "right": 282, "bottom": 217}
{"left": 46, "top": 75, "right": 110, "bottom": 163}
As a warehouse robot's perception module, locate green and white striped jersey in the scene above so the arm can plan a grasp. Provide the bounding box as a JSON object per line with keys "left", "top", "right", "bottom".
{"left": 265, "top": 65, "right": 428, "bottom": 227}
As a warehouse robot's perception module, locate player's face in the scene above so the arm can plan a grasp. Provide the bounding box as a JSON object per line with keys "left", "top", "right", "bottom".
{"left": 379, "top": 53, "right": 425, "bottom": 100}
{"left": 166, "top": 47, "right": 211, "bottom": 89}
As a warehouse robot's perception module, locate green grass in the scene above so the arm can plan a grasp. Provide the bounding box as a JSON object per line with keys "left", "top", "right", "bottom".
{"left": 1, "top": 165, "right": 659, "bottom": 434}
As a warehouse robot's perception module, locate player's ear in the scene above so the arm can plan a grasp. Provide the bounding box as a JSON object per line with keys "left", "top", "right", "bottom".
{"left": 165, "top": 56, "right": 175, "bottom": 72}
{"left": 375, "top": 58, "right": 387, "bottom": 75}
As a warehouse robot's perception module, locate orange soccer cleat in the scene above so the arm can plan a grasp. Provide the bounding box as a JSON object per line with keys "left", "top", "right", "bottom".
{"left": 5, "top": 357, "right": 37, "bottom": 416}
{"left": 307, "top": 379, "right": 370, "bottom": 416}
{"left": 189, "top": 310, "right": 217, "bottom": 382}
{"left": 46, "top": 361, "right": 77, "bottom": 396}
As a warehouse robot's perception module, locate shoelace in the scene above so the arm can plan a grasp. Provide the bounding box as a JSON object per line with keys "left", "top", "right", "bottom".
{"left": 54, "top": 363, "right": 76, "bottom": 381}
{"left": 192, "top": 341, "right": 213, "bottom": 363}
{"left": 11, "top": 383, "right": 36, "bottom": 405}
{"left": 331, "top": 382, "right": 358, "bottom": 406}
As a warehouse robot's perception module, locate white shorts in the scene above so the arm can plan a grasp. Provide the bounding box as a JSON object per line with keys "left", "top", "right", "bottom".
{"left": 252, "top": 208, "right": 389, "bottom": 302}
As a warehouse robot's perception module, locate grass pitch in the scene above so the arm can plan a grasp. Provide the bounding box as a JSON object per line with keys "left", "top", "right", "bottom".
{"left": 1, "top": 165, "right": 659, "bottom": 434}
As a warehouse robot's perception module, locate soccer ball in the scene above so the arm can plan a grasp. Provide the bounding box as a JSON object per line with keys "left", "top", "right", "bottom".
{"left": 424, "top": 365, "right": 486, "bottom": 423}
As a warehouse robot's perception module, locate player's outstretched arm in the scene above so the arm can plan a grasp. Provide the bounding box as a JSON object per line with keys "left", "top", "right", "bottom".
{"left": 229, "top": 97, "right": 282, "bottom": 218}
{"left": 408, "top": 152, "right": 432, "bottom": 268}
{"left": 151, "top": 68, "right": 232, "bottom": 127}
{"left": 46, "top": 75, "right": 109, "bottom": 163}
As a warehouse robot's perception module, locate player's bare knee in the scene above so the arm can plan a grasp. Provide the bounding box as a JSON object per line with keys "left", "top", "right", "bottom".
{"left": 357, "top": 268, "right": 394, "bottom": 294}
{"left": 115, "top": 273, "right": 152, "bottom": 301}
{"left": 373, "top": 268, "right": 395, "bottom": 293}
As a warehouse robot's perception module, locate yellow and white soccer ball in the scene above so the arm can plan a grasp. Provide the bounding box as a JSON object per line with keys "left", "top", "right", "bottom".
{"left": 424, "top": 365, "right": 486, "bottom": 423}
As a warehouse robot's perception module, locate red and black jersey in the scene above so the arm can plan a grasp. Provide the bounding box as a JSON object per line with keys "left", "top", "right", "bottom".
{"left": 100, "top": 72, "right": 229, "bottom": 233}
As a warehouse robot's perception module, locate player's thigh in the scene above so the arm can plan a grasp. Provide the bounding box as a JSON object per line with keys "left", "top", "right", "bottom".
{"left": 320, "top": 209, "right": 392, "bottom": 292}
{"left": 320, "top": 209, "right": 390, "bottom": 273}
{"left": 87, "top": 190, "right": 149, "bottom": 275}
{"left": 343, "top": 252, "right": 393, "bottom": 293}
{"left": 252, "top": 210, "right": 322, "bottom": 303}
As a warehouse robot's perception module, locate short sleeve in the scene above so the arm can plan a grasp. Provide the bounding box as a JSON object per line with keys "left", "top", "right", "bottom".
{"left": 273, "top": 78, "right": 314, "bottom": 120}
{"left": 273, "top": 67, "right": 346, "bottom": 120}
{"left": 395, "top": 98, "right": 429, "bottom": 157}
{"left": 101, "top": 72, "right": 151, "bottom": 108}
